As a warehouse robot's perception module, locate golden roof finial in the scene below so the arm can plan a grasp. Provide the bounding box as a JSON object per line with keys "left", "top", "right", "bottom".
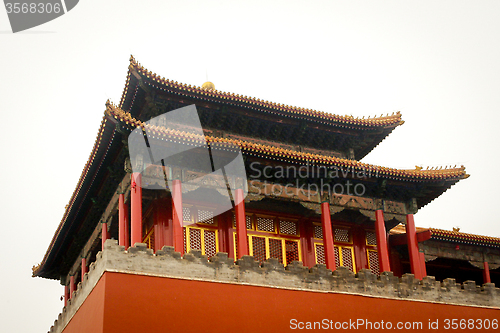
{"left": 202, "top": 81, "right": 215, "bottom": 91}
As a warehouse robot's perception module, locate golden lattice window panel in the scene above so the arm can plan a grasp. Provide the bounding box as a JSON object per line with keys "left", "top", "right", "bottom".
{"left": 315, "top": 244, "right": 325, "bottom": 265}
{"left": 247, "top": 235, "right": 301, "bottom": 266}
{"left": 314, "top": 225, "right": 323, "bottom": 239}
{"left": 285, "top": 240, "right": 299, "bottom": 265}
{"left": 368, "top": 250, "right": 380, "bottom": 275}
{"left": 341, "top": 247, "right": 354, "bottom": 272}
{"left": 188, "top": 228, "right": 202, "bottom": 251}
{"left": 198, "top": 209, "right": 215, "bottom": 224}
{"left": 251, "top": 236, "right": 266, "bottom": 263}
{"left": 279, "top": 220, "right": 298, "bottom": 236}
{"left": 334, "top": 228, "right": 350, "bottom": 243}
{"left": 366, "top": 231, "right": 377, "bottom": 246}
{"left": 183, "top": 207, "right": 191, "bottom": 222}
{"left": 185, "top": 226, "right": 219, "bottom": 258}
{"left": 256, "top": 216, "right": 275, "bottom": 232}
{"left": 269, "top": 238, "right": 283, "bottom": 264}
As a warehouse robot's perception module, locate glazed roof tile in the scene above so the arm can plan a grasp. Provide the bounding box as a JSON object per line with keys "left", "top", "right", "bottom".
{"left": 106, "top": 102, "right": 468, "bottom": 183}
{"left": 390, "top": 225, "right": 500, "bottom": 247}
{"left": 120, "top": 56, "right": 404, "bottom": 130}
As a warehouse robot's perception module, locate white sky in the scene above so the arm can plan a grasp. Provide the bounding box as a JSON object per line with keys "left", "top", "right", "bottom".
{"left": 1, "top": 1, "right": 499, "bottom": 331}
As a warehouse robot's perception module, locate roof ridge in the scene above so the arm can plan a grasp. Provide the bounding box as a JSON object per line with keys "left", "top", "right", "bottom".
{"left": 124, "top": 56, "right": 404, "bottom": 127}
{"left": 430, "top": 227, "right": 500, "bottom": 242}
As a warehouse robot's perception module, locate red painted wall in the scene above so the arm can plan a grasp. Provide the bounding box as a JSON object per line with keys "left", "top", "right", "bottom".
{"left": 60, "top": 272, "right": 500, "bottom": 332}
{"left": 63, "top": 274, "right": 106, "bottom": 333}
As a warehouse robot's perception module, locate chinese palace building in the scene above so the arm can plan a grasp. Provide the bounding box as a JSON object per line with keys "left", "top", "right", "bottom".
{"left": 34, "top": 57, "right": 499, "bottom": 332}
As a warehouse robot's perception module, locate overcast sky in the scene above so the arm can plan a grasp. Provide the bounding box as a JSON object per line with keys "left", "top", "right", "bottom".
{"left": 1, "top": 1, "right": 499, "bottom": 331}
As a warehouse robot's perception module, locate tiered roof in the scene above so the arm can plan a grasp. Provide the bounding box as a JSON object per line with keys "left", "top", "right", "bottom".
{"left": 33, "top": 57, "right": 468, "bottom": 280}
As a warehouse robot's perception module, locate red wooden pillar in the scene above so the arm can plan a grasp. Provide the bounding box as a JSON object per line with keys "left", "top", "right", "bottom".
{"left": 299, "top": 220, "right": 314, "bottom": 268}
{"left": 81, "top": 258, "right": 87, "bottom": 281}
{"left": 154, "top": 203, "right": 166, "bottom": 252}
{"left": 419, "top": 251, "right": 427, "bottom": 277}
{"left": 352, "top": 227, "right": 368, "bottom": 271}
{"left": 171, "top": 179, "right": 184, "bottom": 255}
{"left": 321, "top": 201, "right": 336, "bottom": 271}
{"left": 131, "top": 172, "right": 142, "bottom": 246}
{"left": 69, "top": 275, "right": 75, "bottom": 299}
{"left": 234, "top": 188, "right": 249, "bottom": 259}
{"left": 101, "top": 222, "right": 109, "bottom": 250}
{"left": 118, "top": 193, "right": 129, "bottom": 248}
{"left": 483, "top": 262, "right": 491, "bottom": 284}
{"left": 406, "top": 214, "right": 423, "bottom": 279}
{"left": 375, "top": 210, "right": 391, "bottom": 273}
{"left": 217, "top": 211, "right": 232, "bottom": 255}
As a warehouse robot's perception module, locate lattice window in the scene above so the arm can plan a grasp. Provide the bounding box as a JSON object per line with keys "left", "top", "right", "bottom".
{"left": 279, "top": 220, "right": 298, "bottom": 235}
{"left": 189, "top": 228, "right": 202, "bottom": 251}
{"left": 186, "top": 227, "right": 218, "bottom": 259}
{"left": 204, "top": 230, "right": 217, "bottom": 258}
{"left": 269, "top": 238, "right": 283, "bottom": 264}
{"left": 285, "top": 240, "right": 299, "bottom": 265}
{"left": 256, "top": 217, "right": 275, "bottom": 232}
{"left": 252, "top": 236, "right": 266, "bottom": 264}
{"left": 315, "top": 244, "right": 325, "bottom": 265}
{"left": 341, "top": 247, "right": 354, "bottom": 272}
{"left": 246, "top": 215, "right": 252, "bottom": 230}
{"left": 366, "top": 231, "right": 377, "bottom": 246}
{"left": 183, "top": 207, "right": 191, "bottom": 222}
{"left": 334, "top": 228, "right": 350, "bottom": 243}
{"left": 368, "top": 250, "right": 380, "bottom": 275}
{"left": 314, "top": 225, "right": 323, "bottom": 239}
{"left": 198, "top": 209, "right": 215, "bottom": 224}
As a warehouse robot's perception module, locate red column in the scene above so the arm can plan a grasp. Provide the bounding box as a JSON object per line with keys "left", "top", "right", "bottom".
{"left": 101, "top": 222, "right": 109, "bottom": 250}
{"left": 299, "top": 220, "right": 314, "bottom": 268}
{"left": 483, "top": 262, "right": 491, "bottom": 284}
{"left": 171, "top": 179, "right": 184, "bottom": 255}
{"left": 352, "top": 227, "right": 368, "bottom": 271}
{"left": 235, "top": 188, "right": 249, "bottom": 259}
{"left": 131, "top": 172, "right": 143, "bottom": 246}
{"left": 406, "top": 214, "right": 423, "bottom": 279}
{"left": 321, "top": 201, "right": 336, "bottom": 271}
{"left": 419, "top": 251, "right": 427, "bottom": 277}
{"left": 154, "top": 203, "right": 166, "bottom": 252}
{"left": 124, "top": 203, "right": 130, "bottom": 249}
{"left": 118, "top": 193, "right": 127, "bottom": 247}
{"left": 375, "top": 210, "right": 391, "bottom": 273}
{"left": 81, "top": 258, "right": 87, "bottom": 281}
{"left": 69, "top": 275, "right": 75, "bottom": 299}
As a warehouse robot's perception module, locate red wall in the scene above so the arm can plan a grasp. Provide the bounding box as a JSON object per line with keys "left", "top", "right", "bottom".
{"left": 60, "top": 272, "right": 499, "bottom": 332}
{"left": 63, "top": 273, "right": 106, "bottom": 333}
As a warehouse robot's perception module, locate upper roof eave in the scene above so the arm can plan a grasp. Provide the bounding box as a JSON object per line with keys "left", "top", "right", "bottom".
{"left": 120, "top": 56, "right": 405, "bottom": 131}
